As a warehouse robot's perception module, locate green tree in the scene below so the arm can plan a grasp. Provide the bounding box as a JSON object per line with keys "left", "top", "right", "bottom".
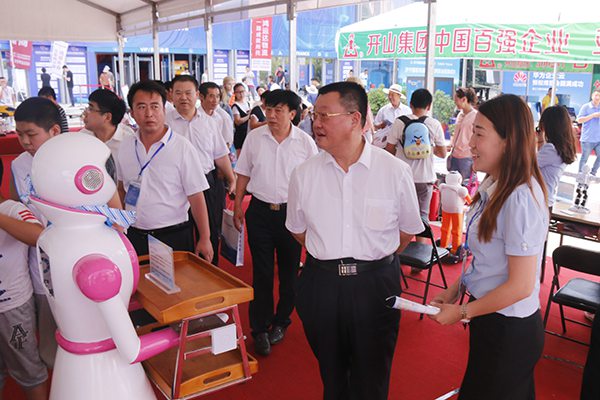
{"left": 368, "top": 88, "right": 388, "bottom": 116}
{"left": 432, "top": 90, "right": 455, "bottom": 129}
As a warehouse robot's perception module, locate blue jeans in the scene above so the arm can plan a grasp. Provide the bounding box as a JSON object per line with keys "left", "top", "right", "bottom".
{"left": 579, "top": 141, "right": 600, "bottom": 175}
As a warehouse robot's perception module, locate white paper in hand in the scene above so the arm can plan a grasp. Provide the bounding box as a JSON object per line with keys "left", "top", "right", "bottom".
{"left": 385, "top": 296, "right": 440, "bottom": 315}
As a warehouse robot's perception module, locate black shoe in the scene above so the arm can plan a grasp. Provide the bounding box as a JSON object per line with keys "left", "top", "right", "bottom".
{"left": 269, "top": 325, "right": 287, "bottom": 345}
{"left": 254, "top": 332, "right": 271, "bottom": 356}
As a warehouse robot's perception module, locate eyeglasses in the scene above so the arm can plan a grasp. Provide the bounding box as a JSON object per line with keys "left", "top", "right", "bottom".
{"left": 84, "top": 106, "right": 105, "bottom": 114}
{"left": 234, "top": 90, "right": 245, "bottom": 94}
{"left": 309, "top": 111, "right": 355, "bottom": 122}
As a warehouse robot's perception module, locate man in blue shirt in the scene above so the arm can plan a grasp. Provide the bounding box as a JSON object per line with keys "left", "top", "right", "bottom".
{"left": 577, "top": 89, "right": 600, "bottom": 175}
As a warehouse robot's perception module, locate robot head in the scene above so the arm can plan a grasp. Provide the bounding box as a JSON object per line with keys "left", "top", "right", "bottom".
{"left": 31, "top": 133, "right": 116, "bottom": 207}
{"left": 445, "top": 171, "right": 463, "bottom": 186}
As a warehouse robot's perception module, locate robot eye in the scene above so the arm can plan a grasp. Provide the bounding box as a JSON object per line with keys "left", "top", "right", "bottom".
{"left": 75, "top": 165, "right": 104, "bottom": 194}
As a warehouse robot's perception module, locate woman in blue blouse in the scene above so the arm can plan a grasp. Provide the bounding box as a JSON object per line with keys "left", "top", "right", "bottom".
{"left": 430, "top": 94, "right": 548, "bottom": 400}
{"left": 536, "top": 105, "right": 577, "bottom": 208}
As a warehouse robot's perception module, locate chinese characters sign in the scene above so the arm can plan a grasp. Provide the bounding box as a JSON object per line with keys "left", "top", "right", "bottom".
{"left": 338, "top": 23, "right": 600, "bottom": 62}
{"left": 475, "top": 60, "right": 593, "bottom": 73}
{"left": 9, "top": 41, "right": 32, "bottom": 69}
{"left": 251, "top": 17, "right": 272, "bottom": 71}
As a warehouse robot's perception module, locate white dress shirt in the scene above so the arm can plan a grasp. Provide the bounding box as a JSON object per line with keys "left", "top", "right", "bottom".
{"left": 116, "top": 127, "right": 209, "bottom": 230}
{"left": 286, "top": 142, "right": 424, "bottom": 260}
{"left": 80, "top": 123, "right": 134, "bottom": 163}
{"left": 166, "top": 108, "right": 229, "bottom": 174}
{"left": 198, "top": 105, "right": 235, "bottom": 148}
{"left": 235, "top": 124, "right": 318, "bottom": 204}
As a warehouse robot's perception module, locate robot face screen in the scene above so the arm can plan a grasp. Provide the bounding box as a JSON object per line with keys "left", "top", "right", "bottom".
{"left": 75, "top": 165, "right": 104, "bottom": 194}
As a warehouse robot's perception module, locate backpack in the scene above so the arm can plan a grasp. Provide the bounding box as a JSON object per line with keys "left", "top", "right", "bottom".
{"left": 399, "top": 115, "right": 431, "bottom": 159}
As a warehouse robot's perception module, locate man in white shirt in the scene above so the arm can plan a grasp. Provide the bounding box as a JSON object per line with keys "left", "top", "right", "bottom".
{"left": 0, "top": 77, "right": 16, "bottom": 107}
{"left": 286, "top": 81, "right": 423, "bottom": 399}
{"left": 198, "top": 82, "right": 235, "bottom": 148}
{"left": 167, "top": 75, "right": 236, "bottom": 265}
{"left": 79, "top": 89, "right": 134, "bottom": 182}
{"left": 372, "top": 84, "right": 411, "bottom": 148}
{"left": 234, "top": 90, "right": 318, "bottom": 357}
{"left": 385, "top": 88, "right": 447, "bottom": 222}
{"left": 117, "top": 80, "right": 212, "bottom": 260}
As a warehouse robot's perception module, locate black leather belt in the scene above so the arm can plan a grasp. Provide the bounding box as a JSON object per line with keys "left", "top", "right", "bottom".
{"left": 251, "top": 196, "right": 286, "bottom": 211}
{"left": 129, "top": 220, "right": 191, "bottom": 236}
{"left": 307, "top": 254, "right": 394, "bottom": 276}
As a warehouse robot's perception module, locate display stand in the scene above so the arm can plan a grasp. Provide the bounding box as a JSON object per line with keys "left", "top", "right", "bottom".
{"left": 135, "top": 252, "right": 257, "bottom": 399}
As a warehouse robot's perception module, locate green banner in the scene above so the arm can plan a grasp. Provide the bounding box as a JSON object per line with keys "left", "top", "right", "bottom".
{"left": 338, "top": 22, "right": 600, "bottom": 62}
{"left": 475, "top": 60, "right": 593, "bottom": 72}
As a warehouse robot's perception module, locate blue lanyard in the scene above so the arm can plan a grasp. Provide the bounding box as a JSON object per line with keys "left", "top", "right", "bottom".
{"left": 464, "top": 200, "right": 485, "bottom": 252}
{"left": 134, "top": 131, "right": 173, "bottom": 176}
{"left": 459, "top": 199, "right": 485, "bottom": 296}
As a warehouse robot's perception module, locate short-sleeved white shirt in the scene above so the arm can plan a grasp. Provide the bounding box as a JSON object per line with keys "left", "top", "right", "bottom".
{"left": 462, "top": 178, "right": 549, "bottom": 318}
{"left": 386, "top": 114, "right": 446, "bottom": 183}
{"left": 198, "top": 106, "right": 235, "bottom": 147}
{"left": 0, "top": 200, "right": 39, "bottom": 312}
{"left": 374, "top": 103, "right": 412, "bottom": 127}
{"left": 11, "top": 152, "right": 47, "bottom": 294}
{"left": 234, "top": 124, "right": 318, "bottom": 204}
{"left": 80, "top": 123, "right": 135, "bottom": 162}
{"left": 116, "top": 126, "right": 209, "bottom": 230}
{"left": 286, "top": 142, "right": 424, "bottom": 260}
{"left": 166, "top": 108, "right": 229, "bottom": 174}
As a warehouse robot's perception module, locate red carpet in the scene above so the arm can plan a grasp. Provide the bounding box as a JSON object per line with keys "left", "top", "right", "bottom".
{"left": 3, "top": 219, "right": 592, "bottom": 399}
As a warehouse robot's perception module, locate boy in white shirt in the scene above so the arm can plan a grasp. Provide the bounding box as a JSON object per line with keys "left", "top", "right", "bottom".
{"left": 0, "top": 165, "right": 48, "bottom": 400}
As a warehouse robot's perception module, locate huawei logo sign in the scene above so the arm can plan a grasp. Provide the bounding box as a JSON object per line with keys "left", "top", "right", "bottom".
{"left": 513, "top": 71, "right": 528, "bottom": 83}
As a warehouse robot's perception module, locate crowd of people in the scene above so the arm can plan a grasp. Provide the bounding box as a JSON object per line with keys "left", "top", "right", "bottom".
{"left": 1, "top": 64, "right": 600, "bottom": 399}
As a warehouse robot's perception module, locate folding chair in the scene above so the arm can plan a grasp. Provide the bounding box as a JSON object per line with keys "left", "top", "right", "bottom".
{"left": 543, "top": 245, "right": 600, "bottom": 346}
{"left": 398, "top": 217, "right": 449, "bottom": 319}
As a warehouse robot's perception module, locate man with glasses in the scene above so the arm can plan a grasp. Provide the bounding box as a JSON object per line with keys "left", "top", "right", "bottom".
{"left": 233, "top": 89, "right": 317, "bottom": 356}
{"left": 80, "top": 89, "right": 134, "bottom": 182}
{"left": 286, "top": 81, "right": 423, "bottom": 400}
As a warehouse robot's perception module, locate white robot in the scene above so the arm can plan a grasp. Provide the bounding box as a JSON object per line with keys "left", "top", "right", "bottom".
{"left": 30, "top": 133, "right": 179, "bottom": 400}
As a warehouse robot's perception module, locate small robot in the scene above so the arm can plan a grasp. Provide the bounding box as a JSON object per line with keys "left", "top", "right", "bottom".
{"left": 570, "top": 165, "right": 592, "bottom": 214}
{"left": 440, "top": 171, "right": 472, "bottom": 263}
{"left": 30, "top": 133, "right": 179, "bottom": 400}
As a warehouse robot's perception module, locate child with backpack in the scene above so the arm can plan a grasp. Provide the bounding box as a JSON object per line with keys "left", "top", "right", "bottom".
{"left": 385, "top": 89, "right": 447, "bottom": 223}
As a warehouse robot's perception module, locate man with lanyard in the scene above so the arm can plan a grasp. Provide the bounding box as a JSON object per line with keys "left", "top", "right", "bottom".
{"left": 286, "top": 81, "right": 423, "bottom": 399}
{"left": 577, "top": 89, "right": 600, "bottom": 176}
{"left": 117, "top": 80, "right": 212, "bottom": 260}
{"left": 233, "top": 90, "right": 318, "bottom": 357}
{"left": 166, "top": 75, "right": 236, "bottom": 265}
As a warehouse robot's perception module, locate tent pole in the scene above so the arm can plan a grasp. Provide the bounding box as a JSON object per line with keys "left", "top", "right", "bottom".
{"left": 152, "top": 3, "right": 161, "bottom": 80}
{"left": 424, "top": 0, "right": 437, "bottom": 93}
{"left": 205, "top": 1, "right": 214, "bottom": 82}
{"left": 288, "top": 0, "right": 297, "bottom": 92}
{"left": 392, "top": 58, "right": 397, "bottom": 85}
{"left": 118, "top": 35, "right": 125, "bottom": 96}
{"left": 461, "top": 58, "right": 467, "bottom": 88}
{"left": 551, "top": 62, "right": 558, "bottom": 106}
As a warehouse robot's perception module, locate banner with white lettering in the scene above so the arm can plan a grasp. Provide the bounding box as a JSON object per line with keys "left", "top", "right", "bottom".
{"left": 251, "top": 17, "right": 272, "bottom": 71}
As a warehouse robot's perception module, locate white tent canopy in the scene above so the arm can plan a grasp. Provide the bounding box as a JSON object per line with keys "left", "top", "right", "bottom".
{"left": 1, "top": 0, "right": 367, "bottom": 42}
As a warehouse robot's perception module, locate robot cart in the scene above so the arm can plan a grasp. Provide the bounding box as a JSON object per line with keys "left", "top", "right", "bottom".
{"left": 134, "top": 252, "right": 257, "bottom": 399}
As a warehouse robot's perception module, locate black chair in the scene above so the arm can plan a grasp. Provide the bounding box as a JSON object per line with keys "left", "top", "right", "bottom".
{"left": 398, "top": 217, "right": 449, "bottom": 319}
{"left": 543, "top": 245, "right": 600, "bottom": 346}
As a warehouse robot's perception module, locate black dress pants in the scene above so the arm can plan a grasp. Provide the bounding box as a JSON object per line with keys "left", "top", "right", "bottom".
{"left": 295, "top": 256, "right": 401, "bottom": 400}
{"left": 581, "top": 305, "right": 600, "bottom": 400}
{"left": 203, "top": 169, "right": 225, "bottom": 265}
{"left": 126, "top": 221, "right": 194, "bottom": 256}
{"left": 245, "top": 197, "right": 301, "bottom": 335}
{"left": 459, "top": 309, "right": 544, "bottom": 400}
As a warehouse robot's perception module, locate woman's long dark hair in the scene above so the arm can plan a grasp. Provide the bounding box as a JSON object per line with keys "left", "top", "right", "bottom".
{"left": 474, "top": 94, "right": 547, "bottom": 242}
{"left": 539, "top": 106, "right": 577, "bottom": 164}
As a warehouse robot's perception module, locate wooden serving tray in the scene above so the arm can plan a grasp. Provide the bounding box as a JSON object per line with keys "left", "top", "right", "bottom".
{"left": 144, "top": 336, "right": 258, "bottom": 398}
{"left": 136, "top": 252, "right": 253, "bottom": 324}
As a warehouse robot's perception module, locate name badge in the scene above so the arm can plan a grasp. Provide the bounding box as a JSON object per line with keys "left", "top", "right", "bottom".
{"left": 125, "top": 177, "right": 142, "bottom": 207}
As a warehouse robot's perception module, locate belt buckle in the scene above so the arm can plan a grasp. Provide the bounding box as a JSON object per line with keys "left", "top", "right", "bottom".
{"left": 269, "top": 203, "right": 280, "bottom": 211}
{"left": 338, "top": 262, "right": 357, "bottom": 276}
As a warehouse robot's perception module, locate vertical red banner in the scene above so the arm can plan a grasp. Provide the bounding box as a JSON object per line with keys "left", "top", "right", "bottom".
{"left": 9, "top": 41, "right": 33, "bottom": 69}
{"left": 250, "top": 17, "right": 272, "bottom": 71}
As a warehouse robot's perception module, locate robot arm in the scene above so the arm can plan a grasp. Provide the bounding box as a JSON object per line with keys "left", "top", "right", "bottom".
{"left": 73, "top": 254, "right": 179, "bottom": 364}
